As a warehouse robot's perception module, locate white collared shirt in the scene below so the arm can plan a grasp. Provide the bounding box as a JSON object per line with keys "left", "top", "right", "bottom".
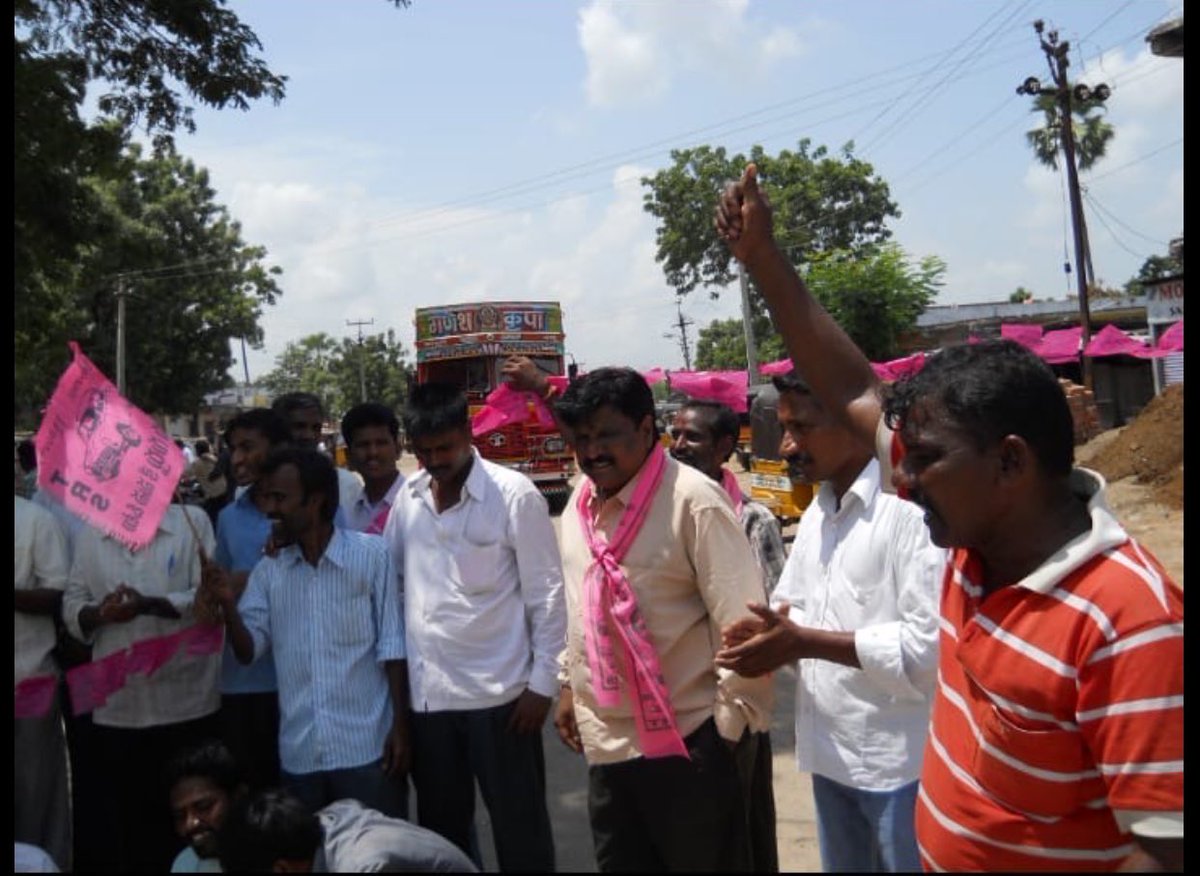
{"left": 62, "top": 505, "right": 220, "bottom": 729}
{"left": 775, "top": 458, "right": 946, "bottom": 790}
{"left": 344, "top": 473, "right": 404, "bottom": 534}
{"left": 383, "top": 449, "right": 566, "bottom": 711}
{"left": 14, "top": 496, "right": 70, "bottom": 684}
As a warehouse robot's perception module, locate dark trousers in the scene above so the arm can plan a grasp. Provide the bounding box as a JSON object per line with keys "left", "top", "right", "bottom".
{"left": 14, "top": 697, "right": 71, "bottom": 871}
{"left": 282, "top": 758, "right": 409, "bottom": 820}
{"left": 218, "top": 691, "right": 281, "bottom": 791}
{"left": 588, "top": 718, "right": 751, "bottom": 873}
{"left": 92, "top": 712, "right": 221, "bottom": 873}
{"left": 734, "top": 731, "right": 779, "bottom": 872}
{"left": 410, "top": 699, "right": 556, "bottom": 873}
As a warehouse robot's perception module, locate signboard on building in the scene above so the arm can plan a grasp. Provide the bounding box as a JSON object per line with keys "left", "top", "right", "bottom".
{"left": 1144, "top": 277, "right": 1183, "bottom": 324}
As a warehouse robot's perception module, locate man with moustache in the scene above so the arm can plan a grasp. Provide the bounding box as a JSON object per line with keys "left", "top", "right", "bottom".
{"left": 551, "top": 367, "right": 774, "bottom": 873}
{"left": 714, "top": 165, "right": 1183, "bottom": 870}
{"left": 382, "top": 382, "right": 563, "bottom": 872}
{"left": 340, "top": 403, "right": 404, "bottom": 536}
{"left": 715, "top": 372, "right": 944, "bottom": 873}
{"left": 204, "top": 447, "right": 410, "bottom": 819}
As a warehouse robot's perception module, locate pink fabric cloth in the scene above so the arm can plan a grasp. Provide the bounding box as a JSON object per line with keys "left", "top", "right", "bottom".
{"left": 668, "top": 370, "right": 750, "bottom": 413}
{"left": 872, "top": 352, "right": 927, "bottom": 381}
{"left": 577, "top": 446, "right": 689, "bottom": 760}
{"left": 1001, "top": 323, "right": 1044, "bottom": 350}
{"left": 364, "top": 504, "right": 392, "bottom": 536}
{"left": 1157, "top": 320, "right": 1183, "bottom": 353}
{"left": 642, "top": 368, "right": 667, "bottom": 385}
{"left": 471, "top": 378, "right": 567, "bottom": 437}
{"left": 14, "top": 675, "right": 59, "bottom": 719}
{"left": 35, "top": 342, "right": 186, "bottom": 550}
{"left": 1038, "top": 326, "right": 1083, "bottom": 364}
{"left": 124, "top": 633, "right": 182, "bottom": 677}
{"left": 758, "top": 359, "right": 793, "bottom": 376}
{"left": 67, "top": 649, "right": 130, "bottom": 715}
{"left": 1084, "top": 324, "right": 1155, "bottom": 358}
{"left": 720, "top": 468, "right": 744, "bottom": 516}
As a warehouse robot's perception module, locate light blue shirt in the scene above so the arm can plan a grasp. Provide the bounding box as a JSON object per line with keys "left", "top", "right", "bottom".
{"left": 170, "top": 846, "right": 222, "bottom": 872}
{"left": 238, "top": 528, "right": 406, "bottom": 775}
{"left": 215, "top": 489, "right": 277, "bottom": 694}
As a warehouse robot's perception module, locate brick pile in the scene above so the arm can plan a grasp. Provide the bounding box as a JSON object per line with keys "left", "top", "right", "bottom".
{"left": 1059, "top": 379, "right": 1102, "bottom": 445}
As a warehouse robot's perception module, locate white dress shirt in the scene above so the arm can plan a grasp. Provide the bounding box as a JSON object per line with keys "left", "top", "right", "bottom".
{"left": 62, "top": 505, "right": 220, "bottom": 729}
{"left": 774, "top": 458, "right": 945, "bottom": 791}
{"left": 14, "top": 496, "right": 70, "bottom": 684}
{"left": 384, "top": 449, "right": 567, "bottom": 712}
{"left": 344, "top": 473, "right": 404, "bottom": 534}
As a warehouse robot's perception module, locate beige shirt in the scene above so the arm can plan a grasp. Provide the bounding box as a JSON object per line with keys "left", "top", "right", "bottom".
{"left": 560, "top": 454, "right": 774, "bottom": 765}
{"left": 14, "top": 496, "right": 69, "bottom": 684}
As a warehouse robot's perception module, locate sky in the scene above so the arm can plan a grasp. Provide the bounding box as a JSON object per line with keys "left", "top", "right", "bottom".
{"left": 160, "top": 0, "right": 1183, "bottom": 381}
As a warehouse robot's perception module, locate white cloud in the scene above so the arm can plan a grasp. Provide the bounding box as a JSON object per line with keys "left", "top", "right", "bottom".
{"left": 577, "top": 0, "right": 805, "bottom": 109}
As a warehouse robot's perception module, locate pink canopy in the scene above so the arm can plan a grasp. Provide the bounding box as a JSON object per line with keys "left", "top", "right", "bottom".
{"left": 1000, "top": 323, "right": 1044, "bottom": 350}
{"left": 642, "top": 367, "right": 667, "bottom": 385}
{"left": 1157, "top": 320, "right": 1183, "bottom": 353}
{"left": 669, "top": 369, "right": 750, "bottom": 412}
{"left": 1084, "top": 324, "right": 1158, "bottom": 359}
{"left": 1037, "top": 326, "right": 1083, "bottom": 365}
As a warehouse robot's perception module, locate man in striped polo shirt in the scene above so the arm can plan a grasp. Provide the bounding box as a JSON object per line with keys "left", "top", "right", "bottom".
{"left": 715, "top": 165, "right": 1183, "bottom": 871}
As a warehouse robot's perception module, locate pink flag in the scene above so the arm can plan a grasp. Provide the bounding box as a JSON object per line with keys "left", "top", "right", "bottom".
{"left": 1157, "top": 320, "right": 1183, "bottom": 353}
{"left": 35, "top": 343, "right": 185, "bottom": 551}
{"left": 758, "top": 359, "right": 794, "bottom": 376}
{"left": 669, "top": 370, "right": 750, "bottom": 412}
{"left": 471, "top": 380, "right": 562, "bottom": 437}
{"left": 14, "top": 675, "right": 59, "bottom": 719}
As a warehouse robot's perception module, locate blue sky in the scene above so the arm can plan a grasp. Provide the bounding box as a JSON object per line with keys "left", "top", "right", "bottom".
{"left": 167, "top": 0, "right": 1183, "bottom": 380}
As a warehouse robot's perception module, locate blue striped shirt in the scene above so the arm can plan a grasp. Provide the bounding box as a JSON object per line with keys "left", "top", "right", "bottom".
{"left": 215, "top": 489, "right": 277, "bottom": 694}
{"left": 237, "top": 528, "right": 406, "bottom": 775}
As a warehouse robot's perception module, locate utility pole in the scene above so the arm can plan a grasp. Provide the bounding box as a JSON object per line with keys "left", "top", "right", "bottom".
{"left": 738, "top": 263, "right": 760, "bottom": 383}
{"left": 115, "top": 275, "right": 129, "bottom": 395}
{"left": 1017, "top": 20, "right": 1110, "bottom": 391}
{"left": 663, "top": 299, "right": 694, "bottom": 371}
{"left": 346, "top": 318, "right": 374, "bottom": 403}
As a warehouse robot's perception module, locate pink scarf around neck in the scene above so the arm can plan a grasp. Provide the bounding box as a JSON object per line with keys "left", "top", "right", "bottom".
{"left": 577, "top": 445, "right": 689, "bottom": 760}
{"left": 720, "top": 468, "right": 745, "bottom": 515}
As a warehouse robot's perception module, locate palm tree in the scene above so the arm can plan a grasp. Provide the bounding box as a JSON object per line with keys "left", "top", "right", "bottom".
{"left": 1025, "top": 88, "right": 1114, "bottom": 171}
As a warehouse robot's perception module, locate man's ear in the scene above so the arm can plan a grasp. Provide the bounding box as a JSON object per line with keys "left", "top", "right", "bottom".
{"left": 715, "top": 434, "right": 736, "bottom": 463}
{"left": 996, "top": 435, "right": 1032, "bottom": 481}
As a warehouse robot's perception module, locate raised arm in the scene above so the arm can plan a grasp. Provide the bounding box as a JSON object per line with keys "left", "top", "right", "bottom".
{"left": 716, "top": 163, "right": 882, "bottom": 450}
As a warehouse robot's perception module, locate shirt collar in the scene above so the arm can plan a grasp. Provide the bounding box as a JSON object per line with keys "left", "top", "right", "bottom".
{"left": 354, "top": 473, "right": 404, "bottom": 511}
{"left": 1015, "top": 467, "right": 1128, "bottom": 594}
{"left": 277, "top": 526, "right": 349, "bottom": 570}
{"left": 406, "top": 447, "right": 486, "bottom": 504}
{"left": 816, "top": 457, "right": 881, "bottom": 517}
{"left": 589, "top": 449, "right": 663, "bottom": 514}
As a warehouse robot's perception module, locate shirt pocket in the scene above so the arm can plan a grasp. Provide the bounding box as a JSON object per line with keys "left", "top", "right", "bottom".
{"left": 327, "top": 586, "right": 375, "bottom": 647}
{"left": 453, "top": 543, "right": 507, "bottom": 595}
{"left": 970, "top": 703, "right": 1091, "bottom": 818}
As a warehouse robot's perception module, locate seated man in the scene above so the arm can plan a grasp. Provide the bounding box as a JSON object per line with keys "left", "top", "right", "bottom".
{"left": 166, "top": 739, "right": 248, "bottom": 873}
{"left": 217, "top": 789, "right": 478, "bottom": 872}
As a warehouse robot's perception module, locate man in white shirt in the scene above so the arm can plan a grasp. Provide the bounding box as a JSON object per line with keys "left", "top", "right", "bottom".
{"left": 716, "top": 372, "right": 944, "bottom": 873}
{"left": 383, "top": 382, "right": 565, "bottom": 872}
{"left": 62, "top": 501, "right": 220, "bottom": 872}
{"left": 340, "top": 402, "right": 404, "bottom": 535}
{"left": 14, "top": 496, "right": 72, "bottom": 872}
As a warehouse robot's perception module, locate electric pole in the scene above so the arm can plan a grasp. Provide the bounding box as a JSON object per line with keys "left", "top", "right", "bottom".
{"left": 738, "top": 263, "right": 760, "bottom": 382}
{"left": 663, "top": 299, "right": 694, "bottom": 371}
{"left": 1017, "top": 20, "right": 1111, "bottom": 391}
{"left": 115, "top": 275, "right": 129, "bottom": 395}
{"left": 346, "top": 318, "right": 375, "bottom": 403}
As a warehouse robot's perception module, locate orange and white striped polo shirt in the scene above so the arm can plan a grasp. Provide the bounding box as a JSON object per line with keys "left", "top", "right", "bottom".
{"left": 914, "top": 470, "right": 1183, "bottom": 871}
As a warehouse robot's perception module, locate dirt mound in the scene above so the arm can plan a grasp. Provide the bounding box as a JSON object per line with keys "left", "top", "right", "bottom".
{"left": 1078, "top": 383, "right": 1183, "bottom": 509}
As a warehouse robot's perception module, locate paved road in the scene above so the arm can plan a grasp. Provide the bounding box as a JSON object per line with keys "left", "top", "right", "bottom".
{"left": 395, "top": 454, "right": 821, "bottom": 871}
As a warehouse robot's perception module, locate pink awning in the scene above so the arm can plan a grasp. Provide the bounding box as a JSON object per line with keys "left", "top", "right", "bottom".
{"left": 1157, "top": 320, "right": 1183, "bottom": 353}
{"left": 1084, "top": 324, "right": 1156, "bottom": 358}
{"left": 1038, "top": 326, "right": 1083, "bottom": 364}
{"left": 1001, "top": 323, "right": 1044, "bottom": 350}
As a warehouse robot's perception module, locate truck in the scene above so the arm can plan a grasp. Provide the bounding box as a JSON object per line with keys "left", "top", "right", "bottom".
{"left": 413, "top": 301, "right": 575, "bottom": 513}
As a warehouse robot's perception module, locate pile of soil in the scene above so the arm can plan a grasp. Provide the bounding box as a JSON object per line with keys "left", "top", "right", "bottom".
{"left": 1078, "top": 383, "right": 1183, "bottom": 510}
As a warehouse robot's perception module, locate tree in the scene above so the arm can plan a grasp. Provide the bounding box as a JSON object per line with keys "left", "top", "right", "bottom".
{"left": 1025, "top": 88, "right": 1114, "bottom": 172}
{"left": 1123, "top": 244, "right": 1184, "bottom": 298}
{"left": 262, "top": 331, "right": 413, "bottom": 425}
{"left": 1009, "top": 286, "right": 1035, "bottom": 303}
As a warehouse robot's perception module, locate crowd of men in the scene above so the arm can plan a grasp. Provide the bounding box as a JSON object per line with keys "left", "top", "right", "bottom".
{"left": 14, "top": 172, "right": 1182, "bottom": 873}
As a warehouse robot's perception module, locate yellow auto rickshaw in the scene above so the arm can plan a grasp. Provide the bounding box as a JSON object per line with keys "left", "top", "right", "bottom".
{"left": 746, "top": 382, "right": 814, "bottom": 524}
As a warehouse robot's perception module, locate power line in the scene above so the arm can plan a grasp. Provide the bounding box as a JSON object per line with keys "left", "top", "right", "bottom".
{"left": 1082, "top": 191, "right": 1150, "bottom": 262}
{"left": 1086, "top": 137, "right": 1184, "bottom": 182}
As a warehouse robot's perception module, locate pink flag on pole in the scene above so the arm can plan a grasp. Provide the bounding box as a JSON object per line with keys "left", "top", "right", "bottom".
{"left": 35, "top": 343, "right": 185, "bottom": 551}
{"left": 14, "top": 675, "right": 59, "bottom": 719}
{"left": 471, "top": 380, "right": 563, "bottom": 437}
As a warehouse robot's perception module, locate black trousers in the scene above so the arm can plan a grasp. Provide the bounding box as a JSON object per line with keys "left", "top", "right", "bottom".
{"left": 587, "top": 718, "right": 752, "bottom": 873}
{"left": 410, "top": 699, "right": 556, "bottom": 872}
{"left": 92, "top": 712, "right": 221, "bottom": 873}
{"left": 734, "top": 731, "right": 779, "bottom": 872}
{"left": 218, "top": 691, "right": 281, "bottom": 791}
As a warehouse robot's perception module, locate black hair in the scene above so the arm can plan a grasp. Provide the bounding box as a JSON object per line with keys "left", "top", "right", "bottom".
{"left": 770, "top": 371, "right": 814, "bottom": 398}
{"left": 883, "top": 339, "right": 1075, "bottom": 477}
{"left": 16, "top": 438, "right": 37, "bottom": 473}
{"left": 341, "top": 402, "right": 401, "bottom": 446}
{"left": 194, "top": 439, "right": 211, "bottom": 456}
{"left": 402, "top": 382, "right": 469, "bottom": 440}
{"left": 678, "top": 399, "right": 740, "bottom": 446}
{"left": 271, "top": 391, "right": 324, "bottom": 418}
{"left": 258, "top": 447, "right": 339, "bottom": 522}
{"left": 163, "top": 738, "right": 243, "bottom": 798}
{"left": 554, "top": 367, "right": 659, "bottom": 440}
{"left": 223, "top": 408, "right": 293, "bottom": 449}
{"left": 217, "top": 789, "right": 322, "bottom": 872}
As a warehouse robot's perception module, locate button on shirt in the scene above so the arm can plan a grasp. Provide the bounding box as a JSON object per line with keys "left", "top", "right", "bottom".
{"left": 62, "top": 505, "right": 220, "bottom": 729}
{"left": 384, "top": 450, "right": 566, "bottom": 712}
{"left": 344, "top": 474, "right": 404, "bottom": 534}
{"left": 14, "top": 496, "right": 70, "bottom": 684}
{"left": 774, "top": 458, "right": 945, "bottom": 791}
{"left": 237, "top": 529, "right": 406, "bottom": 775}
{"left": 214, "top": 489, "right": 277, "bottom": 694}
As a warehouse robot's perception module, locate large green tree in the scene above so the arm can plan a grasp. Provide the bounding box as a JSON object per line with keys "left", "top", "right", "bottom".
{"left": 262, "top": 331, "right": 413, "bottom": 425}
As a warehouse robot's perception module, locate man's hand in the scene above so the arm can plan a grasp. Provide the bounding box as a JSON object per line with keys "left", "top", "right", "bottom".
{"left": 198, "top": 564, "right": 239, "bottom": 621}
{"left": 721, "top": 602, "right": 789, "bottom": 649}
{"left": 501, "top": 356, "right": 549, "bottom": 396}
{"left": 381, "top": 720, "right": 411, "bottom": 778}
{"left": 507, "top": 688, "right": 553, "bottom": 735}
{"left": 553, "top": 687, "right": 582, "bottom": 754}
{"left": 97, "top": 584, "right": 143, "bottom": 625}
{"left": 714, "top": 602, "right": 799, "bottom": 677}
{"left": 714, "top": 163, "right": 777, "bottom": 266}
